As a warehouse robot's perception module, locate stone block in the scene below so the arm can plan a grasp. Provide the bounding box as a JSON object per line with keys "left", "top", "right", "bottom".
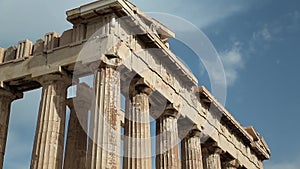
{"left": 72, "top": 24, "right": 87, "bottom": 43}
{"left": 4, "top": 46, "right": 17, "bottom": 62}
{"left": 60, "top": 29, "right": 73, "bottom": 46}
{"left": 33, "top": 39, "right": 44, "bottom": 55}
{"left": 44, "top": 32, "right": 60, "bottom": 52}
{"left": 16, "top": 39, "right": 33, "bottom": 59}
{"left": 0, "top": 48, "right": 6, "bottom": 63}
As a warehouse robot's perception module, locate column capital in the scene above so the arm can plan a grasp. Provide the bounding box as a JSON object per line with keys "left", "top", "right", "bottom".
{"left": 223, "top": 159, "right": 240, "bottom": 168}
{"left": 102, "top": 55, "right": 122, "bottom": 68}
{"left": 67, "top": 98, "right": 90, "bottom": 111}
{"left": 160, "top": 103, "right": 180, "bottom": 119}
{"left": 0, "top": 88, "right": 23, "bottom": 101}
{"left": 129, "top": 77, "right": 154, "bottom": 98}
{"left": 187, "top": 129, "right": 201, "bottom": 138}
{"left": 88, "top": 55, "right": 121, "bottom": 71}
{"left": 202, "top": 144, "right": 223, "bottom": 156}
{"left": 36, "top": 73, "right": 72, "bottom": 87}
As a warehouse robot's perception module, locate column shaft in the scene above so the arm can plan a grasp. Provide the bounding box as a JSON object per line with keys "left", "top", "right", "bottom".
{"left": 87, "top": 66, "right": 121, "bottom": 169}
{"left": 0, "top": 90, "right": 17, "bottom": 169}
{"left": 30, "top": 76, "right": 69, "bottom": 169}
{"left": 123, "top": 93, "right": 152, "bottom": 169}
{"left": 181, "top": 131, "right": 203, "bottom": 169}
{"left": 63, "top": 100, "right": 88, "bottom": 169}
{"left": 202, "top": 147, "right": 222, "bottom": 169}
{"left": 156, "top": 108, "right": 180, "bottom": 169}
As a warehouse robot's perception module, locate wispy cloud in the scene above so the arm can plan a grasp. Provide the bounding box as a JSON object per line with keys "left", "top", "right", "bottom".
{"left": 286, "top": 10, "right": 300, "bottom": 32}
{"left": 253, "top": 25, "right": 272, "bottom": 41}
{"left": 131, "top": 0, "right": 256, "bottom": 28}
{"left": 251, "top": 10, "right": 300, "bottom": 44}
{"left": 219, "top": 42, "right": 244, "bottom": 86}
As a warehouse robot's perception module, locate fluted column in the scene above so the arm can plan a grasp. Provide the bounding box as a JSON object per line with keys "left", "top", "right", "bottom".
{"left": 30, "top": 74, "right": 70, "bottom": 169}
{"left": 0, "top": 89, "right": 21, "bottom": 169}
{"left": 202, "top": 145, "right": 222, "bottom": 169}
{"left": 181, "top": 129, "right": 203, "bottom": 169}
{"left": 123, "top": 81, "right": 152, "bottom": 169}
{"left": 63, "top": 97, "right": 89, "bottom": 169}
{"left": 87, "top": 65, "right": 121, "bottom": 169}
{"left": 222, "top": 159, "right": 240, "bottom": 169}
{"left": 156, "top": 104, "right": 180, "bottom": 169}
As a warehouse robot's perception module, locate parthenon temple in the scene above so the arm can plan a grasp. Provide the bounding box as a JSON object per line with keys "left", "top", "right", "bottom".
{"left": 0, "top": 0, "right": 270, "bottom": 169}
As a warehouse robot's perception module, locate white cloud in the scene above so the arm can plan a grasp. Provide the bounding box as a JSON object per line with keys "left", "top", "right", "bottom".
{"left": 253, "top": 25, "right": 272, "bottom": 41}
{"left": 251, "top": 10, "right": 300, "bottom": 46}
{"left": 265, "top": 157, "right": 300, "bottom": 169}
{"left": 219, "top": 43, "right": 244, "bottom": 86}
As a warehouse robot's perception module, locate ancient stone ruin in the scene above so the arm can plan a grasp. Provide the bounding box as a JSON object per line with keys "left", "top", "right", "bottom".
{"left": 0, "top": 0, "right": 270, "bottom": 169}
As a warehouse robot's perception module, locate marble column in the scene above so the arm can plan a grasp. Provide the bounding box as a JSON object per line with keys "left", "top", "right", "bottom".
{"left": 63, "top": 98, "right": 89, "bottom": 169}
{"left": 30, "top": 74, "right": 70, "bottom": 169}
{"left": 181, "top": 129, "right": 203, "bottom": 169}
{"left": 0, "top": 89, "right": 21, "bottom": 169}
{"left": 123, "top": 83, "right": 152, "bottom": 169}
{"left": 222, "top": 159, "right": 240, "bottom": 169}
{"left": 156, "top": 104, "right": 180, "bottom": 169}
{"left": 87, "top": 65, "right": 121, "bottom": 169}
{"left": 202, "top": 146, "right": 222, "bottom": 169}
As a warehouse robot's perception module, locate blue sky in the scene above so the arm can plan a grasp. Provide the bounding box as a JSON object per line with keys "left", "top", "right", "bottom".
{"left": 1, "top": 0, "right": 300, "bottom": 168}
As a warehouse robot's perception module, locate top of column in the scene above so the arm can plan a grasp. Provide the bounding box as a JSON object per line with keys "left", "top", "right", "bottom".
{"left": 36, "top": 73, "right": 73, "bottom": 87}
{"left": 0, "top": 83, "right": 23, "bottom": 101}
{"left": 129, "top": 77, "right": 154, "bottom": 98}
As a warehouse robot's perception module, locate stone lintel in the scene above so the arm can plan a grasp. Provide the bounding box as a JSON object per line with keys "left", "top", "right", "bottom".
{"left": 198, "top": 86, "right": 260, "bottom": 145}
{"left": 244, "top": 126, "right": 270, "bottom": 160}
{"left": 132, "top": 7, "right": 175, "bottom": 39}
